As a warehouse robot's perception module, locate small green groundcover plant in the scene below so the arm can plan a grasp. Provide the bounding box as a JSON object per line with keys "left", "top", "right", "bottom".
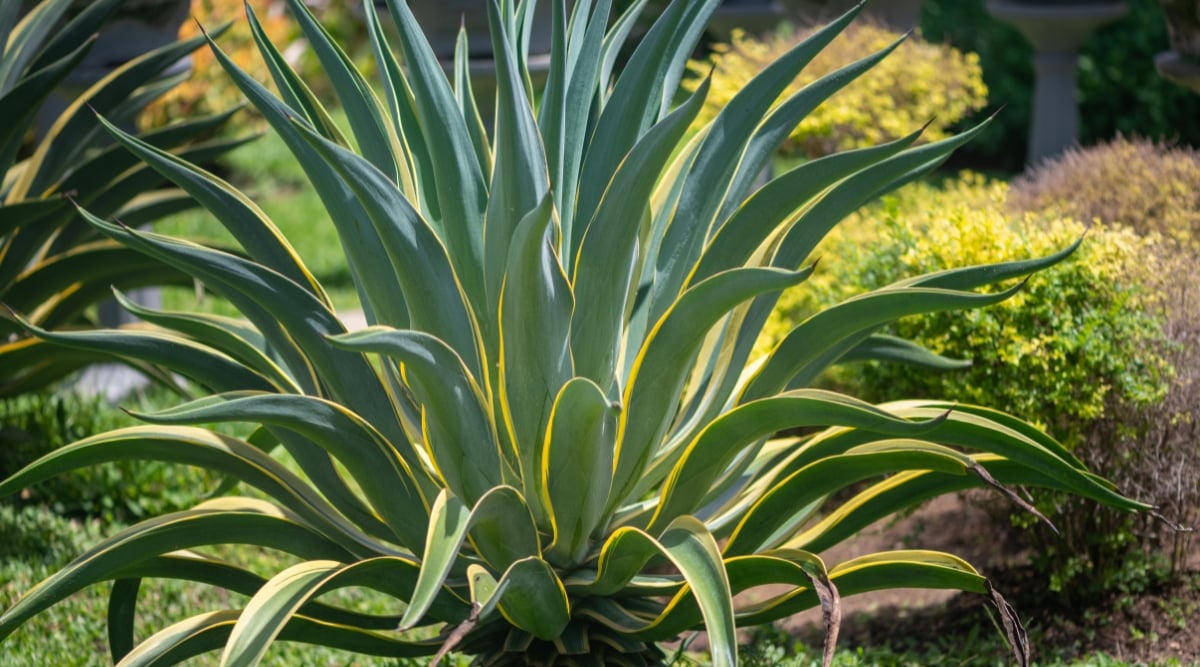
{"left": 0, "top": 1, "right": 1145, "bottom": 665}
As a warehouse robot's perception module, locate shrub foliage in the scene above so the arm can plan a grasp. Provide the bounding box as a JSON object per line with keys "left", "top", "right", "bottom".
{"left": 686, "top": 21, "right": 987, "bottom": 158}
{"left": 764, "top": 173, "right": 1192, "bottom": 597}
{"left": 1009, "top": 136, "right": 1200, "bottom": 248}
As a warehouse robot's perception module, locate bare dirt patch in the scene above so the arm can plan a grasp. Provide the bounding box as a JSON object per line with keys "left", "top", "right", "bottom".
{"left": 782, "top": 494, "right": 1200, "bottom": 665}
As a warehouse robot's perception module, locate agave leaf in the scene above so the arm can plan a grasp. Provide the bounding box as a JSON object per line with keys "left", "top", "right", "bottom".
{"left": 0, "top": 3, "right": 22, "bottom": 71}
{"left": 733, "top": 550, "right": 985, "bottom": 628}
{"left": 0, "top": 35, "right": 93, "bottom": 179}
{"left": 453, "top": 24, "right": 492, "bottom": 181}
{"left": 12, "top": 28, "right": 225, "bottom": 200}
{"left": 112, "top": 552, "right": 426, "bottom": 630}
{"left": 467, "top": 486, "right": 542, "bottom": 572}
{"left": 918, "top": 401, "right": 1085, "bottom": 468}
{"left": 498, "top": 194, "right": 573, "bottom": 494}
{"left": 116, "top": 610, "right": 239, "bottom": 667}
{"left": 3, "top": 242, "right": 191, "bottom": 322}
{"left": 723, "top": 442, "right": 978, "bottom": 557}
{"left": 0, "top": 425, "right": 395, "bottom": 553}
{"left": 537, "top": 0, "right": 569, "bottom": 219}
{"left": 747, "top": 281, "right": 1027, "bottom": 399}
{"left": 0, "top": 498, "right": 357, "bottom": 643}
{"left": 894, "top": 235, "right": 1084, "bottom": 291}
{"left": 720, "top": 12, "right": 903, "bottom": 220}
{"left": 570, "top": 77, "right": 709, "bottom": 386}
{"left": 0, "top": 336, "right": 169, "bottom": 396}
{"left": 649, "top": 391, "right": 947, "bottom": 533}
{"left": 294, "top": 122, "right": 484, "bottom": 376}
{"left": 329, "top": 327, "right": 507, "bottom": 504}
{"left": 362, "top": 0, "right": 439, "bottom": 220}
{"left": 26, "top": 0, "right": 121, "bottom": 74}
{"left": 129, "top": 392, "right": 433, "bottom": 551}
{"left": 381, "top": 0, "right": 488, "bottom": 304}
{"left": 55, "top": 106, "right": 248, "bottom": 199}
{"left": 0, "top": 198, "right": 67, "bottom": 237}
{"left": 92, "top": 114, "right": 324, "bottom": 301}
{"left": 282, "top": 0, "right": 399, "bottom": 183}
{"left": 7, "top": 311, "right": 279, "bottom": 394}
{"left": 118, "top": 609, "right": 442, "bottom": 667}
{"left": 117, "top": 394, "right": 398, "bottom": 549}
{"left": 584, "top": 517, "right": 737, "bottom": 666}
{"left": 108, "top": 291, "right": 299, "bottom": 392}
{"left": 542, "top": 377, "right": 618, "bottom": 566}
{"left": 839, "top": 334, "right": 973, "bottom": 370}
{"left": 108, "top": 578, "right": 140, "bottom": 662}
{"left": 219, "top": 557, "right": 435, "bottom": 667}
{"left": 650, "top": 4, "right": 877, "bottom": 324}
{"left": 613, "top": 267, "right": 812, "bottom": 511}
{"left": 203, "top": 27, "right": 407, "bottom": 330}
{"left": 545, "top": 0, "right": 612, "bottom": 253}
{"left": 693, "top": 126, "right": 925, "bottom": 285}
{"left": 0, "top": 0, "right": 72, "bottom": 92}
{"left": 399, "top": 487, "right": 540, "bottom": 630}
{"left": 880, "top": 405, "right": 1139, "bottom": 505}
{"left": 487, "top": 557, "right": 571, "bottom": 641}
{"left": 770, "top": 120, "right": 991, "bottom": 275}
{"left": 244, "top": 3, "right": 345, "bottom": 146}
{"left": 785, "top": 462, "right": 1136, "bottom": 556}
{"left": 484, "top": 0, "right": 551, "bottom": 314}
{"left": 81, "top": 212, "right": 412, "bottom": 450}
{"left": 576, "top": 0, "right": 719, "bottom": 230}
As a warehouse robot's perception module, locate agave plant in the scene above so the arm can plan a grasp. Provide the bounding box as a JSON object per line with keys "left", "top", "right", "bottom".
{"left": 0, "top": 0, "right": 248, "bottom": 395}
{"left": 0, "top": 0, "right": 1144, "bottom": 665}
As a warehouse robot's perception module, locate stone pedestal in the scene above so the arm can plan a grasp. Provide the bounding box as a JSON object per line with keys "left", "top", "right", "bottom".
{"left": 986, "top": 1, "right": 1128, "bottom": 165}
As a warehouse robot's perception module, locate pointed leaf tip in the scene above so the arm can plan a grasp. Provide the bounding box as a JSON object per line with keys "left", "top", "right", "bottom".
{"left": 987, "top": 580, "right": 1030, "bottom": 667}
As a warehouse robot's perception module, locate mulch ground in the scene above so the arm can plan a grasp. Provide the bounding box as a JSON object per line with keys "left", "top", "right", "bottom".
{"left": 784, "top": 494, "right": 1200, "bottom": 665}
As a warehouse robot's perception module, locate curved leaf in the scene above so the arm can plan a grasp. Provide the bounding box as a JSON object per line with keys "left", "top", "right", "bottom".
{"left": 542, "top": 377, "right": 618, "bottom": 566}
{"left": 613, "top": 267, "right": 811, "bottom": 510}
{"left": 329, "top": 327, "right": 506, "bottom": 503}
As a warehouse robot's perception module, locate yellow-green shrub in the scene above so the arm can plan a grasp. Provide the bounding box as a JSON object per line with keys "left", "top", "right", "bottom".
{"left": 765, "top": 174, "right": 1171, "bottom": 446}
{"left": 686, "top": 22, "right": 987, "bottom": 158}
{"left": 763, "top": 173, "right": 1187, "bottom": 597}
{"left": 1009, "top": 136, "right": 1200, "bottom": 248}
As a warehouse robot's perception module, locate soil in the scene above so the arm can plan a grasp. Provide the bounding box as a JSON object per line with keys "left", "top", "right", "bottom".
{"left": 779, "top": 494, "right": 1200, "bottom": 665}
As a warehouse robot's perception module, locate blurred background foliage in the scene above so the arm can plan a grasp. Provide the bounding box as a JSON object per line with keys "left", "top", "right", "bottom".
{"left": 140, "top": 0, "right": 370, "bottom": 131}
{"left": 685, "top": 20, "right": 987, "bottom": 158}
{"left": 921, "top": 0, "right": 1200, "bottom": 170}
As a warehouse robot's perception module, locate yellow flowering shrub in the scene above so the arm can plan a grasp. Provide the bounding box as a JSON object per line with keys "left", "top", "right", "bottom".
{"left": 686, "top": 22, "right": 988, "bottom": 158}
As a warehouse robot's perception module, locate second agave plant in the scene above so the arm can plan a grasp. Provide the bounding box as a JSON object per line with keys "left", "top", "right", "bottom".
{"left": 0, "top": 0, "right": 1144, "bottom": 665}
